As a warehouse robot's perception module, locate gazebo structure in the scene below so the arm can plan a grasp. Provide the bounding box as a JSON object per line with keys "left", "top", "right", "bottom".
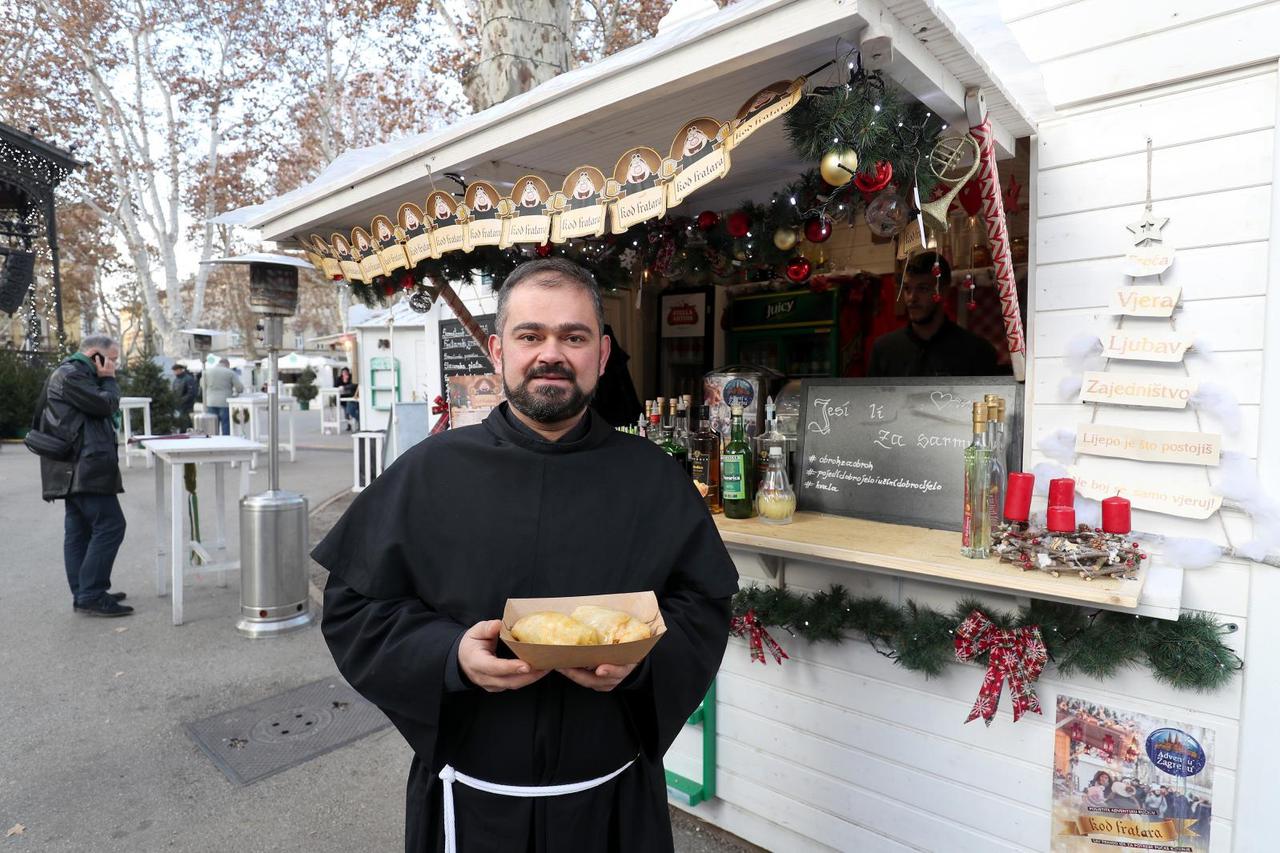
{"left": 0, "top": 121, "right": 80, "bottom": 347}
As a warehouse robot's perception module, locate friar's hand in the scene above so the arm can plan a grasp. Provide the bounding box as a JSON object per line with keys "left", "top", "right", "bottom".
{"left": 556, "top": 664, "right": 637, "bottom": 692}
{"left": 459, "top": 619, "right": 549, "bottom": 692}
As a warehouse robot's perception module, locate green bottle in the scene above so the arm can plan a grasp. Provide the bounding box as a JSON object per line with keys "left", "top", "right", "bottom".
{"left": 721, "top": 404, "right": 754, "bottom": 518}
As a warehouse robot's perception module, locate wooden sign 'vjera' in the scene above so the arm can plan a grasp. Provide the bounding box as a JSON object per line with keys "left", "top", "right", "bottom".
{"left": 300, "top": 79, "right": 804, "bottom": 282}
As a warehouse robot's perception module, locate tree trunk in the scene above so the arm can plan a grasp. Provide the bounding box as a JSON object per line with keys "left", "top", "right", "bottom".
{"left": 463, "top": 0, "right": 574, "bottom": 111}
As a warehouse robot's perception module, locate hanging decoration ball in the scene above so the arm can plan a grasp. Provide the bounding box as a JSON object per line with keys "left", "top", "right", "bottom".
{"left": 697, "top": 210, "right": 720, "bottom": 230}
{"left": 535, "top": 242, "right": 553, "bottom": 257}
{"left": 785, "top": 256, "right": 813, "bottom": 283}
{"left": 381, "top": 280, "right": 397, "bottom": 297}
{"left": 400, "top": 272, "right": 415, "bottom": 291}
{"left": 865, "top": 192, "right": 909, "bottom": 237}
{"left": 726, "top": 210, "right": 752, "bottom": 238}
{"left": 773, "top": 226, "right": 799, "bottom": 251}
{"left": 853, "top": 161, "right": 894, "bottom": 195}
{"left": 819, "top": 147, "right": 859, "bottom": 186}
{"left": 965, "top": 273, "right": 977, "bottom": 311}
{"left": 803, "top": 216, "right": 832, "bottom": 244}
{"left": 409, "top": 289, "right": 435, "bottom": 313}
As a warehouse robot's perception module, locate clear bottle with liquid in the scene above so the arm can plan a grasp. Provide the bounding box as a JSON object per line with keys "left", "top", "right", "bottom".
{"left": 756, "top": 445, "right": 796, "bottom": 525}
{"left": 962, "top": 401, "right": 993, "bottom": 558}
{"left": 754, "top": 396, "right": 788, "bottom": 493}
{"left": 985, "top": 394, "right": 1007, "bottom": 535}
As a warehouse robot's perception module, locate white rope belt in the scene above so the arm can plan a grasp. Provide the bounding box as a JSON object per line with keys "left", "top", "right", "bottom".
{"left": 437, "top": 757, "right": 636, "bottom": 853}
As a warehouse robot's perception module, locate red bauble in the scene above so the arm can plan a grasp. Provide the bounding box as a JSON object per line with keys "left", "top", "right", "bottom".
{"left": 803, "top": 216, "right": 832, "bottom": 243}
{"left": 535, "top": 243, "right": 553, "bottom": 257}
{"left": 381, "top": 280, "right": 396, "bottom": 297}
{"left": 966, "top": 300, "right": 977, "bottom": 311}
{"left": 853, "top": 161, "right": 894, "bottom": 195}
{"left": 930, "top": 292, "right": 942, "bottom": 303}
{"left": 785, "top": 256, "right": 812, "bottom": 283}
{"left": 400, "top": 272, "right": 415, "bottom": 291}
{"left": 726, "top": 210, "right": 752, "bottom": 238}
{"left": 696, "top": 210, "right": 719, "bottom": 230}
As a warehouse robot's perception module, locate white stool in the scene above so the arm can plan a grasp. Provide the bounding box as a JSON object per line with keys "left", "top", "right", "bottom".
{"left": 352, "top": 431, "right": 385, "bottom": 492}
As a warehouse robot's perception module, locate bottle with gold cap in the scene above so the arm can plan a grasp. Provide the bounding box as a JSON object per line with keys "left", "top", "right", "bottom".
{"left": 962, "top": 400, "right": 993, "bottom": 558}
{"left": 984, "top": 394, "right": 1007, "bottom": 535}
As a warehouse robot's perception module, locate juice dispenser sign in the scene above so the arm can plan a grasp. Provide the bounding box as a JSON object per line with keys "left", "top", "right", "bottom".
{"left": 723, "top": 379, "right": 754, "bottom": 410}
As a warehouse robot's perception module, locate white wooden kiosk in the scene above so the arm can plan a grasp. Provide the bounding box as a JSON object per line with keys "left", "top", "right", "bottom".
{"left": 234, "top": 1, "right": 1280, "bottom": 849}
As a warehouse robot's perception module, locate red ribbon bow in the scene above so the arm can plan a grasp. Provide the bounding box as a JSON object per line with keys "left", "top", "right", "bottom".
{"left": 430, "top": 395, "right": 450, "bottom": 435}
{"left": 953, "top": 609, "right": 1046, "bottom": 726}
{"left": 730, "top": 609, "right": 789, "bottom": 665}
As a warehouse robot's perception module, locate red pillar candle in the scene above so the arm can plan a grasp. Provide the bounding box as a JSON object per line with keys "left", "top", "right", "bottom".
{"left": 1048, "top": 477, "right": 1076, "bottom": 507}
{"left": 1004, "top": 472, "right": 1035, "bottom": 522}
{"left": 1047, "top": 505, "right": 1076, "bottom": 532}
{"left": 1102, "top": 496, "right": 1132, "bottom": 534}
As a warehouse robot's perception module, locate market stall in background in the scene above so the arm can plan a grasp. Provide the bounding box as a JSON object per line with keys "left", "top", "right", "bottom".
{"left": 226, "top": 1, "right": 1280, "bottom": 850}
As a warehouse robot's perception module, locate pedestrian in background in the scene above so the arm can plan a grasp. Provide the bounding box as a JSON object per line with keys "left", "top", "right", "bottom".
{"left": 34, "top": 334, "right": 134, "bottom": 617}
{"left": 202, "top": 357, "right": 243, "bottom": 435}
{"left": 171, "top": 363, "right": 198, "bottom": 432}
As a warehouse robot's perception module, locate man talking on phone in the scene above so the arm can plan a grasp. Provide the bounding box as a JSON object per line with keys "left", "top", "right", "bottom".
{"left": 36, "top": 334, "right": 133, "bottom": 617}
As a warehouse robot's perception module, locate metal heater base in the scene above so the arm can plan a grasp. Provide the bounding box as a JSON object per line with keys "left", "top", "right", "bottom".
{"left": 236, "top": 608, "right": 313, "bottom": 639}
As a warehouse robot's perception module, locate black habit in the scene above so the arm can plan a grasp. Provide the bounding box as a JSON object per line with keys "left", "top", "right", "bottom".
{"left": 315, "top": 403, "right": 738, "bottom": 852}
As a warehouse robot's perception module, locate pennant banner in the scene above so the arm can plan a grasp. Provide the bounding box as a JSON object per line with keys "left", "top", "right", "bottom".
{"left": 307, "top": 78, "right": 806, "bottom": 278}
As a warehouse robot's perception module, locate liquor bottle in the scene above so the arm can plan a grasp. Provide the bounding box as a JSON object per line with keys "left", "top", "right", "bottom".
{"left": 690, "top": 404, "right": 722, "bottom": 513}
{"left": 661, "top": 398, "right": 688, "bottom": 468}
{"left": 674, "top": 396, "right": 692, "bottom": 458}
{"left": 962, "top": 401, "right": 992, "bottom": 558}
{"left": 984, "top": 394, "right": 1007, "bottom": 535}
{"left": 722, "top": 404, "right": 755, "bottom": 519}
{"left": 756, "top": 446, "right": 796, "bottom": 525}
{"left": 753, "top": 397, "right": 787, "bottom": 492}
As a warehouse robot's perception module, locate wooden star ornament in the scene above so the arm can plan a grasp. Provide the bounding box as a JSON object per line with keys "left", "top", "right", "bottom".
{"left": 1126, "top": 212, "right": 1169, "bottom": 245}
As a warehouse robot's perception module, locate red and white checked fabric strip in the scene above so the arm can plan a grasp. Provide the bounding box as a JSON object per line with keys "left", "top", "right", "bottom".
{"left": 968, "top": 119, "right": 1027, "bottom": 378}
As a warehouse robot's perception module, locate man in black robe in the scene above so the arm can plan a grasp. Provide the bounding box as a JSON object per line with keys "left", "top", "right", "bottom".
{"left": 315, "top": 257, "right": 738, "bottom": 852}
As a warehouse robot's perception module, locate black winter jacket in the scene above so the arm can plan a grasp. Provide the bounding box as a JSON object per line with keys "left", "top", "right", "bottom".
{"left": 39, "top": 355, "right": 124, "bottom": 501}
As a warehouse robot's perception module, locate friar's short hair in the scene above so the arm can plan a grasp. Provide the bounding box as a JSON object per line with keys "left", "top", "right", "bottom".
{"left": 495, "top": 258, "right": 605, "bottom": 337}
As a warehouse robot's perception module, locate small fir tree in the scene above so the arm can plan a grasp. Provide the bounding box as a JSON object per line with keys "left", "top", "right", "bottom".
{"left": 292, "top": 367, "right": 318, "bottom": 410}
{"left": 117, "top": 348, "right": 178, "bottom": 435}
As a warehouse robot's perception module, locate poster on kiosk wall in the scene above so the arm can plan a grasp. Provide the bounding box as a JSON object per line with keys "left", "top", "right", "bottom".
{"left": 1053, "top": 694, "right": 1215, "bottom": 852}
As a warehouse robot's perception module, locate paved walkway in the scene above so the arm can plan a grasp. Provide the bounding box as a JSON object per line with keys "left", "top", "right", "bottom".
{"left": 0, "top": 411, "right": 755, "bottom": 852}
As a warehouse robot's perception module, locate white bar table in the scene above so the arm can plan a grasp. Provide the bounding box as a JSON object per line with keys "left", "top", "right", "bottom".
{"left": 319, "top": 387, "right": 341, "bottom": 435}
{"left": 227, "top": 393, "right": 296, "bottom": 469}
{"left": 140, "top": 435, "right": 263, "bottom": 626}
{"left": 118, "top": 396, "right": 153, "bottom": 468}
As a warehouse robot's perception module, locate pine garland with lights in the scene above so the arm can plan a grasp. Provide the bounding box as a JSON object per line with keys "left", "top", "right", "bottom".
{"left": 731, "top": 584, "right": 1242, "bottom": 693}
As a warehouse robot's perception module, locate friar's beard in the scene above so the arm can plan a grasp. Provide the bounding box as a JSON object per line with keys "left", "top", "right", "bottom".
{"left": 504, "top": 364, "right": 595, "bottom": 423}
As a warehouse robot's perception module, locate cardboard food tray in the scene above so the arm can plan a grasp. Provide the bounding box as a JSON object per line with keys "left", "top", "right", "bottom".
{"left": 500, "top": 591, "right": 666, "bottom": 670}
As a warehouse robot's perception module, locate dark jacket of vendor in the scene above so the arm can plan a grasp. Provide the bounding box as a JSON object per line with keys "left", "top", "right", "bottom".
{"left": 868, "top": 252, "right": 1002, "bottom": 378}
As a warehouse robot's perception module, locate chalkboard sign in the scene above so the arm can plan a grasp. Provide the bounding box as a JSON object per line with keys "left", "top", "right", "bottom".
{"left": 438, "top": 313, "right": 496, "bottom": 389}
{"left": 796, "top": 377, "right": 1023, "bottom": 531}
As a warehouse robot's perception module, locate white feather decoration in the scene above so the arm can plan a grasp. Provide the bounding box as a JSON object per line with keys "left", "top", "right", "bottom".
{"left": 1237, "top": 539, "right": 1272, "bottom": 562}
{"left": 1076, "top": 496, "right": 1102, "bottom": 529}
{"left": 1037, "top": 429, "right": 1078, "bottom": 465}
{"left": 1190, "top": 335, "right": 1217, "bottom": 364}
{"left": 1213, "top": 451, "right": 1263, "bottom": 503}
{"left": 1190, "top": 382, "right": 1242, "bottom": 434}
{"left": 1162, "top": 537, "right": 1223, "bottom": 569}
{"left": 1031, "top": 461, "right": 1068, "bottom": 495}
{"left": 1065, "top": 333, "right": 1103, "bottom": 371}
{"left": 1058, "top": 374, "right": 1083, "bottom": 401}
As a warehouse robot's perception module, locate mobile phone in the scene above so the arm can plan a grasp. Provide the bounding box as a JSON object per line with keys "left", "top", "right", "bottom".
{"left": 92, "top": 352, "right": 105, "bottom": 367}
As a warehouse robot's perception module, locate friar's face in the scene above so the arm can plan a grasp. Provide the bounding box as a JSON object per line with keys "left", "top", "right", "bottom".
{"left": 573, "top": 172, "right": 595, "bottom": 199}
{"left": 356, "top": 234, "right": 369, "bottom": 252}
{"left": 489, "top": 275, "right": 611, "bottom": 425}
{"left": 520, "top": 181, "right": 541, "bottom": 207}
{"left": 626, "top": 154, "right": 651, "bottom": 184}
{"left": 473, "top": 188, "right": 492, "bottom": 210}
{"left": 434, "top": 198, "right": 452, "bottom": 219}
{"left": 404, "top": 211, "right": 420, "bottom": 230}
{"left": 377, "top": 222, "right": 392, "bottom": 241}
{"left": 683, "top": 126, "right": 708, "bottom": 156}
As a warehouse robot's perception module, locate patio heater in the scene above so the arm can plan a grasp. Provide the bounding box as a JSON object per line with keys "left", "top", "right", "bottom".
{"left": 201, "top": 253, "right": 314, "bottom": 638}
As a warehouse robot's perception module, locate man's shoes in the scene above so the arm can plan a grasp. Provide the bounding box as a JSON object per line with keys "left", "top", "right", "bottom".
{"left": 74, "top": 596, "right": 135, "bottom": 617}
{"left": 70, "top": 591, "right": 127, "bottom": 611}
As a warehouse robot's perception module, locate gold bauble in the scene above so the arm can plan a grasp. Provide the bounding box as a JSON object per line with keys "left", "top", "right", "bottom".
{"left": 773, "top": 227, "right": 799, "bottom": 251}
{"left": 819, "top": 147, "right": 859, "bottom": 186}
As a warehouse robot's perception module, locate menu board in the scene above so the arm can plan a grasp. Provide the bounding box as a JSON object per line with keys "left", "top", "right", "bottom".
{"left": 796, "top": 377, "right": 1023, "bottom": 530}
{"left": 438, "top": 313, "right": 496, "bottom": 389}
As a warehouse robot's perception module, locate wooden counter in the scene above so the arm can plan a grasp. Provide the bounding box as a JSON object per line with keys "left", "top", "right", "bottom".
{"left": 714, "top": 512, "right": 1147, "bottom": 611}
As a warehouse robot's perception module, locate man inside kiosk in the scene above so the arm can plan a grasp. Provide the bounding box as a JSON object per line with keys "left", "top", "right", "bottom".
{"left": 868, "top": 252, "right": 1003, "bottom": 377}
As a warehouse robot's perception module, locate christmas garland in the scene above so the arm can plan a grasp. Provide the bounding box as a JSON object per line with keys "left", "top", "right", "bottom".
{"left": 784, "top": 67, "right": 944, "bottom": 200}
{"left": 730, "top": 585, "right": 1242, "bottom": 693}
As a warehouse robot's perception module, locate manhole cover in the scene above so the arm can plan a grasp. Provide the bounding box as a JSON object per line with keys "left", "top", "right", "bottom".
{"left": 185, "top": 678, "right": 390, "bottom": 785}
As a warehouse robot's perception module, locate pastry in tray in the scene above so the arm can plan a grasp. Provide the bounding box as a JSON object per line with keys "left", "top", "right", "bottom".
{"left": 510, "top": 607, "right": 652, "bottom": 646}
{"left": 570, "top": 605, "right": 652, "bottom": 644}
